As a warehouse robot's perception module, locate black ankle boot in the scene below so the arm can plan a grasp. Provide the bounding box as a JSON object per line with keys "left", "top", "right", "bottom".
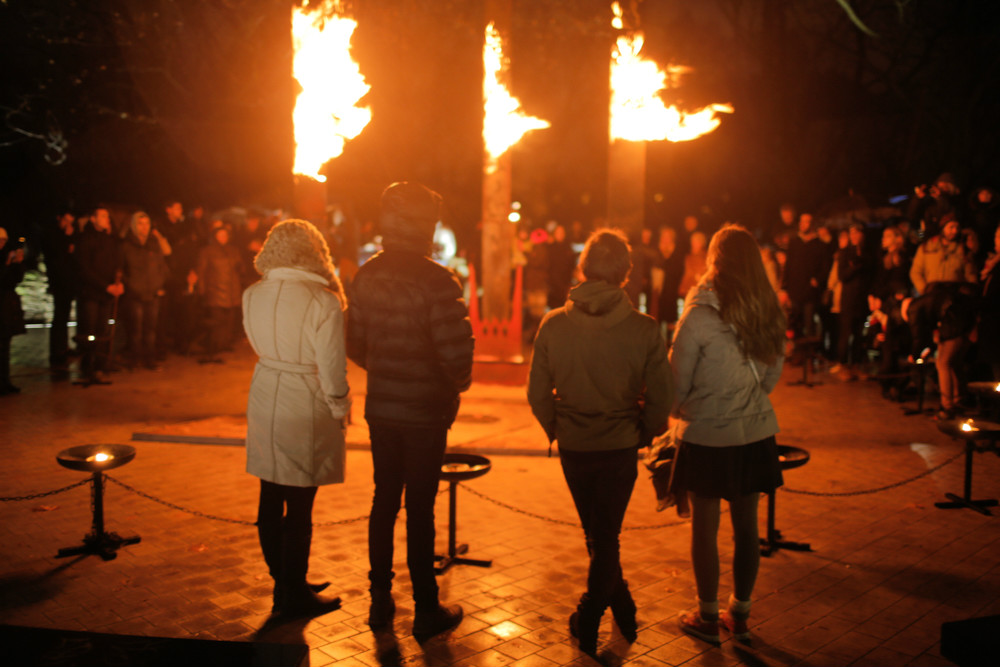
{"left": 368, "top": 588, "right": 395, "bottom": 629}
{"left": 610, "top": 581, "right": 638, "bottom": 643}
{"left": 569, "top": 596, "right": 603, "bottom": 655}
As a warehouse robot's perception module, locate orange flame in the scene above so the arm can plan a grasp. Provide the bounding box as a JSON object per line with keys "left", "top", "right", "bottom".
{"left": 483, "top": 22, "right": 549, "bottom": 166}
{"left": 609, "top": 2, "right": 732, "bottom": 142}
{"left": 292, "top": 1, "right": 371, "bottom": 182}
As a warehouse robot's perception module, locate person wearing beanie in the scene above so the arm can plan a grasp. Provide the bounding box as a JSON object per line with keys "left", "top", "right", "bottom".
{"left": 347, "top": 182, "right": 474, "bottom": 643}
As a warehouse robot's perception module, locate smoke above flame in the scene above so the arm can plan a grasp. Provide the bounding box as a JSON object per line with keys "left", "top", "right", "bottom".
{"left": 609, "top": 2, "right": 733, "bottom": 143}
{"left": 483, "top": 22, "right": 550, "bottom": 165}
{"left": 292, "top": 1, "right": 371, "bottom": 182}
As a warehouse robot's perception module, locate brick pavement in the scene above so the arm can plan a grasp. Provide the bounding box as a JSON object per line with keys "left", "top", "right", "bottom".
{"left": 1, "top": 330, "right": 999, "bottom": 666}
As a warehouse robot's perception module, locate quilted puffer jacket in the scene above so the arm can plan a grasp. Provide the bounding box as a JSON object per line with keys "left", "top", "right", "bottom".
{"left": 346, "top": 248, "right": 474, "bottom": 427}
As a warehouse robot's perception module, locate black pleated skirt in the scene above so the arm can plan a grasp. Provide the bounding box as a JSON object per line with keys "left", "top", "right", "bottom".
{"left": 673, "top": 435, "right": 784, "bottom": 501}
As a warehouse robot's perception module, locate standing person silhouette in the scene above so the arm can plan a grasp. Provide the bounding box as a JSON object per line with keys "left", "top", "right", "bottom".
{"left": 670, "top": 224, "right": 786, "bottom": 644}
{"left": 347, "top": 182, "right": 474, "bottom": 643}
{"left": 528, "top": 228, "right": 672, "bottom": 656}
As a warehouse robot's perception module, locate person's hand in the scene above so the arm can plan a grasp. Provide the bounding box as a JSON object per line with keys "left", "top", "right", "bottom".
{"left": 107, "top": 282, "right": 125, "bottom": 297}
{"left": 187, "top": 270, "right": 198, "bottom": 286}
{"left": 914, "top": 184, "right": 927, "bottom": 198}
{"left": 13, "top": 248, "right": 25, "bottom": 263}
{"left": 809, "top": 277, "right": 818, "bottom": 288}
{"left": 156, "top": 289, "right": 165, "bottom": 297}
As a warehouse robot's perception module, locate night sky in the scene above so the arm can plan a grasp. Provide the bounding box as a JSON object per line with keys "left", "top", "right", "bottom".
{"left": 2, "top": 0, "right": 999, "bottom": 247}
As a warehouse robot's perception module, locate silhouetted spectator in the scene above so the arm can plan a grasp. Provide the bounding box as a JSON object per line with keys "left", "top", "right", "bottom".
{"left": 678, "top": 231, "right": 708, "bottom": 300}
{"left": 40, "top": 211, "right": 78, "bottom": 377}
{"left": 624, "top": 227, "right": 659, "bottom": 312}
{"left": 655, "top": 227, "right": 684, "bottom": 337}
{"left": 833, "top": 224, "right": 873, "bottom": 380}
{"left": 547, "top": 224, "right": 576, "bottom": 308}
{"left": 196, "top": 220, "right": 244, "bottom": 362}
{"left": 969, "top": 187, "right": 998, "bottom": 267}
{"left": 75, "top": 207, "right": 124, "bottom": 384}
{"left": 0, "top": 227, "right": 27, "bottom": 395}
{"left": 907, "top": 173, "right": 963, "bottom": 238}
{"left": 156, "top": 200, "right": 200, "bottom": 356}
{"left": 121, "top": 212, "right": 169, "bottom": 370}
{"left": 978, "top": 225, "right": 1000, "bottom": 380}
{"left": 781, "top": 213, "right": 827, "bottom": 338}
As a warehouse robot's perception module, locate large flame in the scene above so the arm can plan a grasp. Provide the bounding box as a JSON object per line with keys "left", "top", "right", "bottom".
{"left": 483, "top": 22, "right": 549, "bottom": 165}
{"left": 292, "top": 1, "right": 371, "bottom": 182}
{"left": 609, "top": 3, "right": 732, "bottom": 143}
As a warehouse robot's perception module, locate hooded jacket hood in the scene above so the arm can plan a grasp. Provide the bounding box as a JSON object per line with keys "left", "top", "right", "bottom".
{"left": 566, "top": 280, "right": 633, "bottom": 328}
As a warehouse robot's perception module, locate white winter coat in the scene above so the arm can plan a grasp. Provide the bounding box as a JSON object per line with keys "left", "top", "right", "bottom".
{"left": 242, "top": 267, "right": 349, "bottom": 486}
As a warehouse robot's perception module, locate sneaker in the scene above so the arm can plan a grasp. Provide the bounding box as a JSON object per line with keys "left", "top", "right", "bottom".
{"left": 720, "top": 609, "right": 750, "bottom": 642}
{"left": 678, "top": 610, "right": 719, "bottom": 644}
{"left": 413, "top": 604, "right": 463, "bottom": 643}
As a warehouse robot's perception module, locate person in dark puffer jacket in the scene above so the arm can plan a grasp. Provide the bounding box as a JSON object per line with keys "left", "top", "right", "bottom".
{"left": 346, "top": 181, "right": 474, "bottom": 643}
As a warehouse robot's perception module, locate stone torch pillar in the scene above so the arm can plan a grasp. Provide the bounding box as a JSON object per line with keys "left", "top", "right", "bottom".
{"left": 607, "top": 139, "right": 646, "bottom": 240}
{"left": 292, "top": 175, "right": 327, "bottom": 226}
{"left": 481, "top": 152, "right": 513, "bottom": 321}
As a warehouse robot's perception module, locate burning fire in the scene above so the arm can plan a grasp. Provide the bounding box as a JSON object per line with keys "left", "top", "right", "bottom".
{"left": 609, "top": 2, "right": 732, "bottom": 142}
{"left": 292, "top": 1, "right": 371, "bottom": 182}
{"left": 483, "top": 22, "right": 549, "bottom": 167}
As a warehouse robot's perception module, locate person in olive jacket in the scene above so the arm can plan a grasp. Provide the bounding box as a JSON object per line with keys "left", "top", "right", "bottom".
{"left": 196, "top": 220, "right": 243, "bottom": 361}
{"left": 346, "top": 182, "right": 474, "bottom": 643}
{"left": 528, "top": 228, "right": 673, "bottom": 656}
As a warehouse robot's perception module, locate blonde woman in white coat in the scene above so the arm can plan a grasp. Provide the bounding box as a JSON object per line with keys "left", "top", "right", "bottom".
{"left": 243, "top": 219, "right": 349, "bottom": 619}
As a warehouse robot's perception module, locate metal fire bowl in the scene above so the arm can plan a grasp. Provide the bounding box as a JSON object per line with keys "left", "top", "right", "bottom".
{"left": 57, "top": 444, "right": 137, "bottom": 473}
{"left": 967, "top": 381, "right": 1000, "bottom": 396}
{"left": 440, "top": 453, "right": 492, "bottom": 482}
{"left": 777, "top": 445, "right": 810, "bottom": 471}
{"left": 938, "top": 419, "right": 1000, "bottom": 440}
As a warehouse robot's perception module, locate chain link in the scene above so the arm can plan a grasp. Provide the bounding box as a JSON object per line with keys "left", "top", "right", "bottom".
{"left": 780, "top": 449, "right": 966, "bottom": 497}
{"left": 0, "top": 477, "right": 91, "bottom": 502}
{"left": 457, "top": 483, "right": 690, "bottom": 530}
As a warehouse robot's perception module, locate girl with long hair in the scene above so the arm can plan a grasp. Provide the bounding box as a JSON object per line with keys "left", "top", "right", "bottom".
{"left": 669, "top": 224, "right": 786, "bottom": 644}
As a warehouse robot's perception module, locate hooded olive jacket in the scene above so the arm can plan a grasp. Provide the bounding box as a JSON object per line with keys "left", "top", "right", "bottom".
{"left": 670, "top": 283, "right": 782, "bottom": 447}
{"left": 243, "top": 268, "right": 349, "bottom": 487}
{"left": 527, "top": 280, "right": 673, "bottom": 452}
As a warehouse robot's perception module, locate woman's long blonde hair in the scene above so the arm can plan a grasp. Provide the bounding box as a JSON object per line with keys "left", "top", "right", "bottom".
{"left": 254, "top": 219, "right": 344, "bottom": 302}
{"left": 703, "top": 224, "right": 786, "bottom": 365}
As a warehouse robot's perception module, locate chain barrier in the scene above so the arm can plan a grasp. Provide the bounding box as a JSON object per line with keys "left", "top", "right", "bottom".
{"left": 457, "top": 483, "right": 690, "bottom": 530}
{"left": 0, "top": 477, "right": 91, "bottom": 502}
{"left": 780, "top": 449, "right": 966, "bottom": 497}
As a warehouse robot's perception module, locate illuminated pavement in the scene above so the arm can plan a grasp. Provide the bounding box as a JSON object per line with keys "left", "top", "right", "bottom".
{"left": 1, "top": 329, "right": 999, "bottom": 666}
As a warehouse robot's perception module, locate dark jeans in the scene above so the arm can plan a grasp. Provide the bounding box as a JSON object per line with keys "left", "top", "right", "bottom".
{"left": 49, "top": 289, "right": 74, "bottom": 367}
{"left": 559, "top": 445, "right": 638, "bottom": 609}
{"left": 257, "top": 479, "right": 318, "bottom": 585}
{"left": 367, "top": 419, "right": 447, "bottom": 610}
{"left": 837, "top": 312, "right": 866, "bottom": 365}
{"left": 77, "top": 297, "right": 114, "bottom": 378}
{"left": 124, "top": 296, "right": 159, "bottom": 366}
{"left": 159, "top": 288, "right": 200, "bottom": 355}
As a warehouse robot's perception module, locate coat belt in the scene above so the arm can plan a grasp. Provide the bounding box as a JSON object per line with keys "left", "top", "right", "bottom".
{"left": 257, "top": 357, "right": 316, "bottom": 375}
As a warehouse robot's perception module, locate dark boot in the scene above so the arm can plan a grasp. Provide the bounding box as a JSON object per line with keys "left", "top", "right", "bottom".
{"left": 610, "top": 580, "right": 638, "bottom": 643}
{"left": 278, "top": 522, "right": 340, "bottom": 618}
{"left": 368, "top": 588, "right": 395, "bottom": 629}
{"left": 256, "top": 506, "right": 283, "bottom": 614}
{"left": 569, "top": 594, "right": 603, "bottom": 655}
{"left": 413, "top": 604, "right": 463, "bottom": 643}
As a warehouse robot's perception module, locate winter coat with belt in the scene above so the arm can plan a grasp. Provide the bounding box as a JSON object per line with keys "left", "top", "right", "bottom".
{"left": 242, "top": 268, "right": 350, "bottom": 487}
{"left": 670, "top": 283, "right": 783, "bottom": 448}
{"left": 527, "top": 280, "right": 673, "bottom": 452}
{"left": 346, "top": 248, "right": 474, "bottom": 427}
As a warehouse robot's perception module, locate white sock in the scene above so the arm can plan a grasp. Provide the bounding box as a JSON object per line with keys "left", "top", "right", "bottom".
{"left": 728, "top": 593, "right": 751, "bottom": 616}
{"left": 698, "top": 598, "right": 719, "bottom": 619}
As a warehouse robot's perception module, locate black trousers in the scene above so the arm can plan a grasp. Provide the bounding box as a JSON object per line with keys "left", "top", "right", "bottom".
{"left": 559, "top": 445, "right": 638, "bottom": 609}
{"left": 367, "top": 419, "right": 447, "bottom": 611}
{"left": 124, "top": 297, "right": 159, "bottom": 366}
{"left": 49, "top": 289, "right": 74, "bottom": 367}
{"left": 257, "top": 479, "right": 318, "bottom": 585}
{"left": 77, "top": 297, "right": 114, "bottom": 378}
